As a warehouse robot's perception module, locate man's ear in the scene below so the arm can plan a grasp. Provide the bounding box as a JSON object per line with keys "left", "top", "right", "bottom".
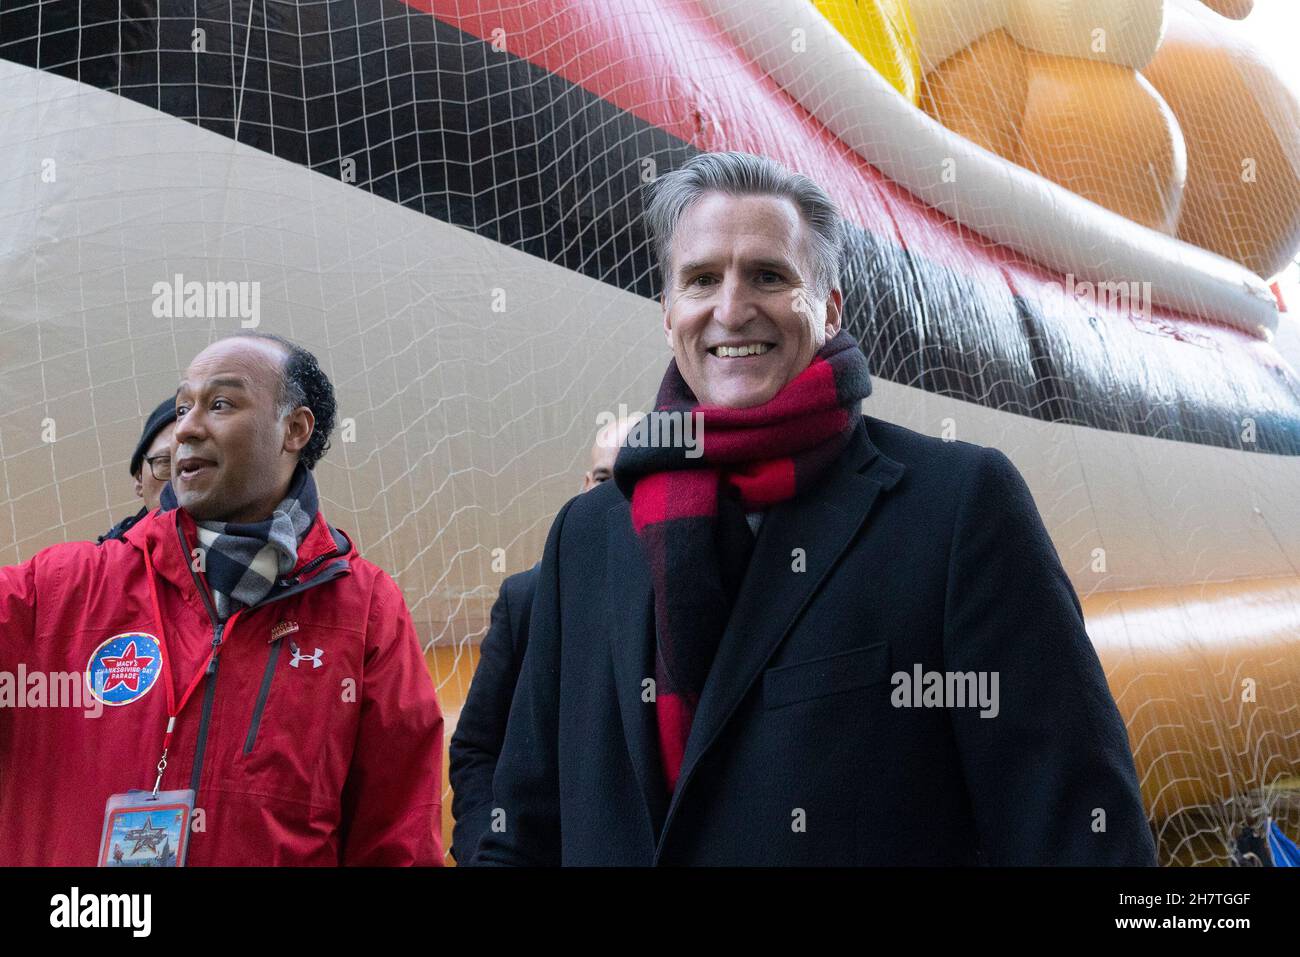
{"left": 133, "top": 472, "right": 145, "bottom": 500}
{"left": 824, "top": 287, "right": 843, "bottom": 339}
{"left": 662, "top": 293, "right": 674, "bottom": 349}
{"left": 282, "top": 406, "right": 316, "bottom": 456}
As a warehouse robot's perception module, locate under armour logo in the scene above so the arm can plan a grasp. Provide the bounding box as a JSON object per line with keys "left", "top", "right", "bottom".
{"left": 288, "top": 639, "right": 323, "bottom": 669}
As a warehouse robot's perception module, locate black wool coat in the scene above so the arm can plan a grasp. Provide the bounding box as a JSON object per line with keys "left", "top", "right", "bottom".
{"left": 475, "top": 415, "right": 1156, "bottom": 866}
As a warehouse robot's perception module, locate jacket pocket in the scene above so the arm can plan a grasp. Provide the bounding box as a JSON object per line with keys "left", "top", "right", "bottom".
{"left": 763, "top": 641, "right": 892, "bottom": 711}
{"left": 244, "top": 637, "right": 283, "bottom": 754}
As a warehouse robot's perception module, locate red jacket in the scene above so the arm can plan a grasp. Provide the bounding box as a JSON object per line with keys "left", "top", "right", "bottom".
{"left": 0, "top": 505, "right": 444, "bottom": 865}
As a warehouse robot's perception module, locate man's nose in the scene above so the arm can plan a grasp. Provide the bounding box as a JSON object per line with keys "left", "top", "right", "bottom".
{"left": 713, "top": 273, "right": 755, "bottom": 327}
{"left": 173, "top": 407, "right": 203, "bottom": 444}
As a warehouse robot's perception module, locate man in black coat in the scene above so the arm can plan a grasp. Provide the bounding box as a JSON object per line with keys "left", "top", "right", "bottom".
{"left": 449, "top": 566, "right": 537, "bottom": 863}
{"left": 475, "top": 151, "right": 1155, "bottom": 866}
{"left": 449, "top": 417, "right": 639, "bottom": 862}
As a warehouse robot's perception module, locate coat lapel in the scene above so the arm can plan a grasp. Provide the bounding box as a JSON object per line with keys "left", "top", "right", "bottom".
{"left": 658, "top": 417, "right": 906, "bottom": 847}
{"left": 605, "top": 508, "right": 671, "bottom": 837}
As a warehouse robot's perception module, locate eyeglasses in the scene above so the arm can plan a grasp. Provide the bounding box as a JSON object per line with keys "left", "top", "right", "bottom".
{"left": 145, "top": 454, "right": 172, "bottom": 481}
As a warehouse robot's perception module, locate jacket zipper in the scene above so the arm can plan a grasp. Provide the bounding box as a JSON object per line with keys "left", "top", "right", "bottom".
{"left": 285, "top": 550, "right": 334, "bottom": 584}
{"left": 241, "top": 562, "right": 349, "bottom": 755}
{"left": 174, "top": 517, "right": 350, "bottom": 783}
{"left": 177, "top": 518, "right": 225, "bottom": 795}
{"left": 189, "top": 623, "right": 223, "bottom": 792}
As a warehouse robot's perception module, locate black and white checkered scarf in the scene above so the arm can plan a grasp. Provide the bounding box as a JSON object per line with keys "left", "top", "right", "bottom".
{"left": 162, "top": 463, "right": 319, "bottom": 620}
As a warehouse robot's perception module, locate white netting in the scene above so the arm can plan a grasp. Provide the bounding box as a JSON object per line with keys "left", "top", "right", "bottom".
{"left": 1, "top": 0, "right": 1297, "bottom": 864}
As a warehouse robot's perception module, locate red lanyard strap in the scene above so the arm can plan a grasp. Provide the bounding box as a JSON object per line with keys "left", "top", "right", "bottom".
{"left": 142, "top": 542, "right": 242, "bottom": 795}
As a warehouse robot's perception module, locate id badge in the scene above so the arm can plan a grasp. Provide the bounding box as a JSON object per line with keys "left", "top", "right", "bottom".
{"left": 98, "top": 789, "right": 195, "bottom": 867}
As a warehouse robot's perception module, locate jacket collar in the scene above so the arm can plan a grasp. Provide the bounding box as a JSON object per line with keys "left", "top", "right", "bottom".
{"left": 604, "top": 415, "right": 905, "bottom": 853}
{"left": 123, "top": 502, "right": 354, "bottom": 612}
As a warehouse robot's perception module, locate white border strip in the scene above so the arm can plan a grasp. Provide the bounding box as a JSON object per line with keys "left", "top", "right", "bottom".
{"left": 697, "top": 0, "right": 1278, "bottom": 337}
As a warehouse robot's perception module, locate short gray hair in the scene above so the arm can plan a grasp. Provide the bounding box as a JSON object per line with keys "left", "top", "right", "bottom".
{"left": 644, "top": 151, "right": 845, "bottom": 301}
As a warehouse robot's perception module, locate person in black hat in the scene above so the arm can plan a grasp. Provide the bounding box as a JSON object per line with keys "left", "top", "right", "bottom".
{"left": 97, "top": 395, "right": 177, "bottom": 543}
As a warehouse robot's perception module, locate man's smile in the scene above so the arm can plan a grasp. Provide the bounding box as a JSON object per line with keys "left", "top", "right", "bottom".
{"left": 707, "top": 341, "right": 776, "bottom": 359}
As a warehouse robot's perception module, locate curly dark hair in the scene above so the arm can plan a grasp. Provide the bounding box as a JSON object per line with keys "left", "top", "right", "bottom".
{"left": 233, "top": 332, "right": 337, "bottom": 470}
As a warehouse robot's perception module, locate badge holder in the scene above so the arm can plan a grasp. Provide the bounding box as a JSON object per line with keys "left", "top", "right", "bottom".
{"left": 98, "top": 789, "right": 195, "bottom": 867}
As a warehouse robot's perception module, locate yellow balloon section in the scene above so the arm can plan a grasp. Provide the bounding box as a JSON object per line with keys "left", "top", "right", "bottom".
{"left": 811, "top": 0, "right": 921, "bottom": 104}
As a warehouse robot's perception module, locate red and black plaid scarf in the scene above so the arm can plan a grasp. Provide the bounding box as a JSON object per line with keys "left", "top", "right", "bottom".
{"left": 612, "top": 330, "right": 872, "bottom": 792}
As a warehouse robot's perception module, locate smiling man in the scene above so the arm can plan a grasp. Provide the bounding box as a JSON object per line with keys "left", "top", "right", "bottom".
{"left": 475, "top": 151, "right": 1155, "bottom": 866}
{"left": 657, "top": 187, "right": 843, "bottom": 410}
{"left": 0, "top": 332, "right": 444, "bottom": 865}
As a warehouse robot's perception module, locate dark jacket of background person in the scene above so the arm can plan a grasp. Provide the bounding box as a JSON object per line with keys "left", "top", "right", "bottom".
{"left": 99, "top": 506, "right": 148, "bottom": 543}
{"left": 474, "top": 415, "right": 1157, "bottom": 866}
{"left": 99, "top": 395, "right": 177, "bottom": 543}
{"left": 449, "top": 565, "right": 538, "bottom": 863}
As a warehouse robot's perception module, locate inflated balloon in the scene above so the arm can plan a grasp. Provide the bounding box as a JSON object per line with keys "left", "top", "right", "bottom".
{"left": 918, "top": 26, "right": 1185, "bottom": 233}
{"left": 906, "top": 0, "right": 1300, "bottom": 278}
{"left": 907, "top": 0, "right": 1166, "bottom": 73}
{"left": 1198, "top": 0, "right": 1253, "bottom": 18}
{"left": 811, "top": 0, "right": 921, "bottom": 103}
{"left": 0, "top": 0, "right": 1297, "bottom": 868}
{"left": 1144, "top": 0, "right": 1300, "bottom": 279}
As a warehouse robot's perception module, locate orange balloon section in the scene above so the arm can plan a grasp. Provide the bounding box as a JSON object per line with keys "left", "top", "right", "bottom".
{"left": 1085, "top": 579, "right": 1300, "bottom": 864}
{"left": 1144, "top": 0, "right": 1300, "bottom": 279}
{"left": 1197, "top": 0, "right": 1254, "bottom": 18}
{"left": 915, "top": 0, "right": 1300, "bottom": 279}
{"left": 920, "top": 28, "right": 1185, "bottom": 235}
{"left": 429, "top": 644, "right": 479, "bottom": 864}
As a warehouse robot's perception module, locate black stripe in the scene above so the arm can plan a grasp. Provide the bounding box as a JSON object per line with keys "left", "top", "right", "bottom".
{"left": 244, "top": 637, "right": 283, "bottom": 754}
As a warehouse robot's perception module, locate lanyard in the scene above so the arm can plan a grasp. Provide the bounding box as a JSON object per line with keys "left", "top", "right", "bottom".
{"left": 142, "top": 542, "right": 243, "bottom": 798}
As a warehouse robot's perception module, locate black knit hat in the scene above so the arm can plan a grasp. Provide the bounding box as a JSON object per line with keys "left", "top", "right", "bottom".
{"left": 129, "top": 395, "right": 179, "bottom": 477}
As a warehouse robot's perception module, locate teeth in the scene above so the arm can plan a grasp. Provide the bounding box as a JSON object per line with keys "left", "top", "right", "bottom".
{"left": 712, "top": 343, "right": 771, "bottom": 357}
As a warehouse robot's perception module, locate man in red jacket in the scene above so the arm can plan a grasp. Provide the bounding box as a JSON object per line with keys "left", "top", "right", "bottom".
{"left": 0, "top": 332, "right": 444, "bottom": 865}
